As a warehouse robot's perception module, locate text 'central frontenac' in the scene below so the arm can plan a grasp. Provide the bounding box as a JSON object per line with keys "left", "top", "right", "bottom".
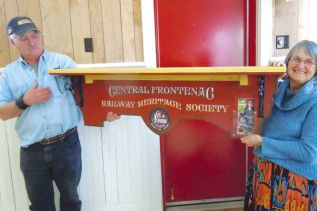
{"left": 108, "top": 85, "right": 215, "bottom": 100}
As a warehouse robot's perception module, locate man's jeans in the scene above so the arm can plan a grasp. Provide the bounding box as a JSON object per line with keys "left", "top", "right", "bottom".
{"left": 20, "top": 129, "right": 82, "bottom": 211}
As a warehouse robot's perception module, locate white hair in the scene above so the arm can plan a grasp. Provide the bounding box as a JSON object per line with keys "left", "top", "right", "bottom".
{"left": 9, "top": 34, "right": 18, "bottom": 41}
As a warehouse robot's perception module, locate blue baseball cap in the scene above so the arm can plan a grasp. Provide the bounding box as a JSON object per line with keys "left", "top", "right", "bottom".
{"left": 7, "top": 16, "right": 38, "bottom": 36}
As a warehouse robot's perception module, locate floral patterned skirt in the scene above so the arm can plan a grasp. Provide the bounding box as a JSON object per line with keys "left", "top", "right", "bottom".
{"left": 245, "top": 156, "right": 317, "bottom": 211}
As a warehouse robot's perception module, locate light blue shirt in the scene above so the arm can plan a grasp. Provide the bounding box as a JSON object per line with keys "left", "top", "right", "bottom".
{"left": 0, "top": 50, "right": 82, "bottom": 147}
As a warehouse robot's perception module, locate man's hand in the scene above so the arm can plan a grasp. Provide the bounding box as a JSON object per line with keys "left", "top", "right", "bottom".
{"left": 0, "top": 83, "right": 51, "bottom": 120}
{"left": 106, "top": 112, "right": 120, "bottom": 122}
{"left": 23, "top": 83, "right": 52, "bottom": 105}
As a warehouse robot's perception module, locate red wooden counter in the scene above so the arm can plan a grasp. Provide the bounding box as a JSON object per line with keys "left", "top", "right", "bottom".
{"left": 49, "top": 66, "right": 285, "bottom": 207}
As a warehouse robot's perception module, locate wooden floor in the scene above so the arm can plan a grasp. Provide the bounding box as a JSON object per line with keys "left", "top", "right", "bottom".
{"left": 167, "top": 208, "right": 243, "bottom": 211}
{"left": 166, "top": 200, "right": 244, "bottom": 211}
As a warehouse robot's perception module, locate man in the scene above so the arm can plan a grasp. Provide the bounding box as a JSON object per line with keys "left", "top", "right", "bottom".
{"left": 0, "top": 16, "right": 82, "bottom": 211}
{"left": 0, "top": 16, "right": 120, "bottom": 211}
{"left": 0, "top": 16, "right": 119, "bottom": 211}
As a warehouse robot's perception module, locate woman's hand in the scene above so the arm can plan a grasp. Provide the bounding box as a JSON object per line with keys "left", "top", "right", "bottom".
{"left": 240, "top": 134, "right": 263, "bottom": 148}
{"left": 268, "top": 59, "right": 285, "bottom": 67}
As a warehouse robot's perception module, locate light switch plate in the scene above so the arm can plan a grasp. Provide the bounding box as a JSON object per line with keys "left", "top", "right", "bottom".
{"left": 84, "top": 38, "right": 93, "bottom": 52}
{"left": 276, "top": 35, "right": 289, "bottom": 49}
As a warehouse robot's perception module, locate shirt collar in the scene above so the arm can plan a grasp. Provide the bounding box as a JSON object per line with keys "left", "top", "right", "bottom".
{"left": 18, "top": 49, "right": 47, "bottom": 65}
{"left": 273, "top": 76, "right": 317, "bottom": 110}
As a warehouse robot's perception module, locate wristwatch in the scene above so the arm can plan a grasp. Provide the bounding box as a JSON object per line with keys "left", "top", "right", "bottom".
{"left": 15, "top": 94, "right": 29, "bottom": 110}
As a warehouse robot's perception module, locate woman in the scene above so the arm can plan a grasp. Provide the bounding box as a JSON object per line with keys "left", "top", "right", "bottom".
{"left": 241, "top": 40, "right": 317, "bottom": 210}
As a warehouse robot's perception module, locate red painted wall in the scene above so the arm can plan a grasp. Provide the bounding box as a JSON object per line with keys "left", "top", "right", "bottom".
{"left": 155, "top": 0, "right": 256, "bottom": 205}
{"left": 155, "top": 0, "right": 248, "bottom": 67}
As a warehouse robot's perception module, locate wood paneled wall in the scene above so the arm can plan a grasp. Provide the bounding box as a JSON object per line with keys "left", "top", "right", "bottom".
{"left": 0, "top": 0, "right": 144, "bottom": 66}
{"left": 274, "top": 0, "right": 317, "bottom": 57}
{"left": 0, "top": 116, "right": 163, "bottom": 211}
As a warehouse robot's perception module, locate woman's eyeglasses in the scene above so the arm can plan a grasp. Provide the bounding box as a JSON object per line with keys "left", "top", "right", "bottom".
{"left": 290, "top": 57, "right": 316, "bottom": 68}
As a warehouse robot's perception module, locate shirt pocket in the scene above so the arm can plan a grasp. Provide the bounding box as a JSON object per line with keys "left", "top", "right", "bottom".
{"left": 45, "top": 75, "right": 72, "bottom": 97}
{"left": 11, "top": 82, "right": 32, "bottom": 99}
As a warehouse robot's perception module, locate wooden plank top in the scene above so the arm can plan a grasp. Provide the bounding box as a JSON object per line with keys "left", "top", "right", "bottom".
{"left": 49, "top": 66, "right": 285, "bottom": 75}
